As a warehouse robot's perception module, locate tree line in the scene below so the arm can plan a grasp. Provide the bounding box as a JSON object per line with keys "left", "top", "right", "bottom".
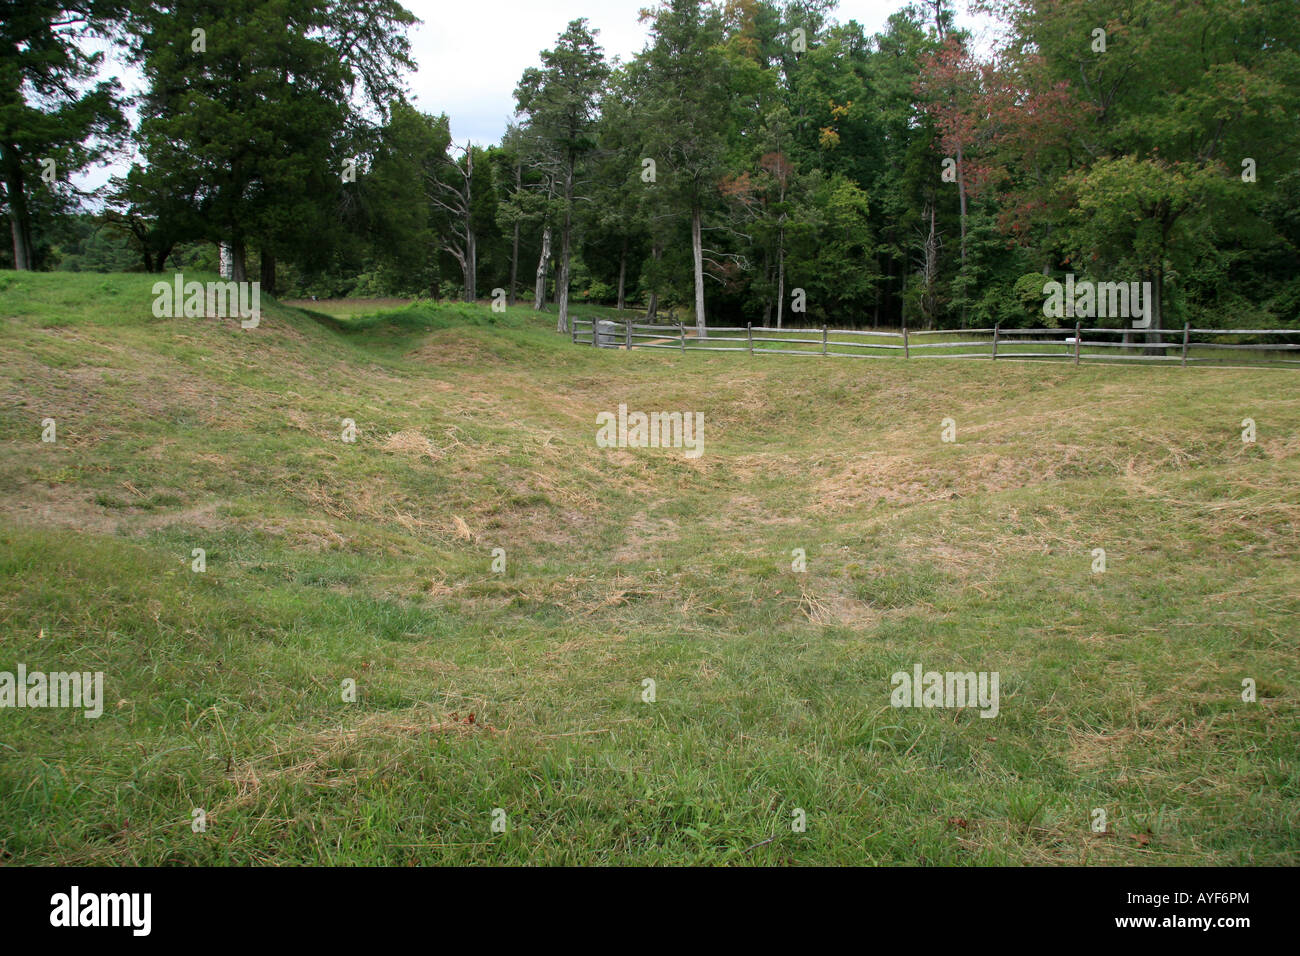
{"left": 4, "top": 0, "right": 1298, "bottom": 334}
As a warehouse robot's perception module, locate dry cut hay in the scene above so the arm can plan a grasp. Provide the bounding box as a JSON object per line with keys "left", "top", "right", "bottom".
{"left": 382, "top": 428, "right": 442, "bottom": 460}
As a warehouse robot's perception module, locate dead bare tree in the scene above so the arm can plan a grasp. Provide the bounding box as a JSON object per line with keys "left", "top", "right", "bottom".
{"left": 429, "top": 142, "right": 477, "bottom": 302}
{"left": 913, "top": 201, "right": 942, "bottom": 329}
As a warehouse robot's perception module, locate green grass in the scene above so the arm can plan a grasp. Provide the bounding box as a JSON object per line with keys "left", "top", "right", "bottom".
{"left": 1, "top": 271, "right": 1297, "bottom": 865}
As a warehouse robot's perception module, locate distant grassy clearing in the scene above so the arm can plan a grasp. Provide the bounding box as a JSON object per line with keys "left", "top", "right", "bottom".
{"left": 280, "top": 297, "right": 417, "bottom": 319}
{"left": 1, "top": 273, "right": 1296, "bottom": 865}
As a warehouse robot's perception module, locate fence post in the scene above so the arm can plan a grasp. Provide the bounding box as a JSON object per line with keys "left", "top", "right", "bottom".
{"left": 1181, "top": 322, "right": 1190, "bottom": 367}
{"left": 679, "top": 322, "right": 685, "bottom": 352}
{"left": 747, "top": 322, "right": 753, "bottom": 356}
{"left": 903, "top": 324, "right": 910, "bottom": 359}
{"left": 1074, "top": 321, "right": 1081, "bottom": 366}
{"left": 625, "top": 318, "right": 632, "bottom": 351}
{"left": 992, "top": 323, "right": 999, "bottom": 361}
{"left": 822, "top": 324, "right": 828, "bottom": 356}
{"left": 570, "top": 319, "right": 576, "bottom": 346}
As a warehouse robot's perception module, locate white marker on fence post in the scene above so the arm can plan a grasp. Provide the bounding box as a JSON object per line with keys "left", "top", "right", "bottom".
{"left": 748, "top": 321, "right": 753, "bottom": 356}
{"left": 992, "top": 322, "right": 999, "bottom": 361}
{"left": 1181, "top": 322, "right": 1190, "bottom": 367}
{"left": 1074, "top": 321, "right": 1081, "bottom": 365}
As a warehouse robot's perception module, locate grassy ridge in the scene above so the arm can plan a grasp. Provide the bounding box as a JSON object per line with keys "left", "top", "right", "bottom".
{"left": 1, "top": 272, "right": 1296, "bottom": 864}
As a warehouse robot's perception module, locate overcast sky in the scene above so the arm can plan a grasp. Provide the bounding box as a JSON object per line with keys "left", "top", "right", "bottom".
{"left": 79, "top": 1, "right": 997, "bottom": 196}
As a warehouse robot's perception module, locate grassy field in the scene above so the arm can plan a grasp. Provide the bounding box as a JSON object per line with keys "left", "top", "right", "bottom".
{"left": 1, "top": 271, "right": 1297, "bottom": 865}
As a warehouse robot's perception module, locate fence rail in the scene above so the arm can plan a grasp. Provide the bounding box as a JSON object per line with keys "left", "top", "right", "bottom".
{"left": 569, "top": 318, "right": 1300, "bottom": 368}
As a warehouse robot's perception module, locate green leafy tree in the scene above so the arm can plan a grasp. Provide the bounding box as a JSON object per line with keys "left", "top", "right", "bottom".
{"left": 514, "top": 19, "right": 609, "bottom": 332}
{"left": 361, "top": 101, "right": 451, "bottom": 298}
{"left": 634, "top": 0, "right": 733, "bottom": 336}
{"left": 125, "top": 0, "right": 415, "bottom": 284}
{"left": 1, "top": 0, "right": 126, "bottom": 269}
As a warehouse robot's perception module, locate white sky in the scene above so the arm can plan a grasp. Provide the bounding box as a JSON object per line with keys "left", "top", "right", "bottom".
{"left": 77, "top": 1, "right": 997, "bottom": 197}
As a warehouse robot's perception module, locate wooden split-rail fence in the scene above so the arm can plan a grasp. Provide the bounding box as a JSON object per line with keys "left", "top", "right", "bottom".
{"left": 570, "top": 318, "right": 1300, "bottom": 368}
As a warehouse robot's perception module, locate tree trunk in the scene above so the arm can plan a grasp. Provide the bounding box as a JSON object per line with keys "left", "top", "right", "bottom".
{"left": 508, "top": 161, "right": 521, "bottom": 305}
{"left": 646, "top": 242, "right": 661, "bottom": 321}
{"left": 228, "top": 158, "right": 246, "bottom": 282}
{"left": 922, "top": 202, "right": 938, "bottom": 329}
{"left": 616, "top": 239, "right": 627, "bottom": 312}
{"left": 8, "top": 205, "right": 33, "bottom": 270}
{"left": 463, "top": 143, "right": 476, "bottom": 302}
{"left": 874, "top": 254, "right": 885, "bottom": 329}
{"left": 556, "top": 158, "right": 574, "bottom": 333}
{"left": 509, "top": 220, "right": 520, "bottom": 306}
{"left": 956, "top": 143, "right": 967, "bottom": 326}
{"left": 3, "top": 150, "right": 34, "bottom": 270}
{"left": 260, "top": 250, "right": 276, "bottom": 296}
{"left": 776, "top": 224, "right": 786, "bottom": 329}
{"left": 556, "top": 226, "right": 571, "bottom": 332}
{"left": 231, "top": 237, "right": 247, "bottom": 283}
{"left": 956, "top": 145, "right": 967, "bottom": 266}
{"left": 1144, "top": 267, "right": 1164, "bottom": 356}
{"left": 776, "top": 179, "right": 787, "bottom": 329}
{"left": 464, "top": 229, "right": 476, "bottom": 302}
{"left": 691, "top": 203, "right": 706, "bottom": 339}
{"left": 534, "top": 223, "right": 551, "bottom": 310}
{"left": 760, "top": 251, "right": 772, "bottom": 325}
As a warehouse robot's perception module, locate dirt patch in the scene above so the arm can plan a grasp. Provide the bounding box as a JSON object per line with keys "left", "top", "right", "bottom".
{"left": 130, "top": 502, "right": 226, "bottom": 533}
{"left": 613, "top": 507, "right": 681, "bottom": 563}
{"left": 0, "top": 482, "right": 227, "bottom": 538}
{"left": 0, "top": 481, "right": 121, "bottom": 535}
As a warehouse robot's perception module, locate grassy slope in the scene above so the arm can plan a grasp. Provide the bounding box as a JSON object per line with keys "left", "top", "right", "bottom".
{"left": 0, "top": 271, "right": 1296, "bottom": 865}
